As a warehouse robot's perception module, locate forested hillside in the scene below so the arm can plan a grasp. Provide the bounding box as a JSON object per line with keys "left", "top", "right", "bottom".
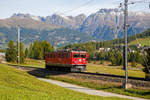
{"left": 63, "top": 29, "right": 150, "bottom": 63}
{"left": 0, "top": 27, "right": 95, "bottom": 48}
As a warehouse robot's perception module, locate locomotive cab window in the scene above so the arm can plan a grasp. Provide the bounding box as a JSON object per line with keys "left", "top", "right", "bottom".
{"left": 81, "top": 54, "right": 86, "bottom": 58}
{"left": 73, "top": 54, "right": 80, "bottom": 58}
{"left": 58, "top": 53, "right": 61, "bottom": 58}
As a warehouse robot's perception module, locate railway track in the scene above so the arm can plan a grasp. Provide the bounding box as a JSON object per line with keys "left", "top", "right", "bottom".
{"left": 13, "top": 65, "right": 145, "bottom": 80}
{"left": 78, "top": 72, "right": 145, "bottom": 81}
{"left": 75, "top": 72, "right": 150, "bottom": 88}
{"left": 11, "top": 65, "right": 150, "bottom": 88}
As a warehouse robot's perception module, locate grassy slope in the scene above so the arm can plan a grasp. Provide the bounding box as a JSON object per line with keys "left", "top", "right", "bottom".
{"left": 7, "top": 59, "right": 45, "bottom": 68}
{"left": 87, "top": 63, "right": 145, "bottom": 78}
{"left": 129, "top": 36, "right": 150, "bottom": 46}
{"left": 0, "top": 64, "right": 127, "bottom": 100}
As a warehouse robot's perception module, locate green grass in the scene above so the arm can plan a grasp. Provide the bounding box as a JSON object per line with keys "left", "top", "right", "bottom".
{"left": 0, "top": 63, "right": 128, "bottom": 100}
{"left": 129, "top": 36, "right": 150, "bottom": 46}
{"left": 24, "top": 59, "right": 45, "bottom": 68}
{"left": 7, "top": 59, "right": 45, "bottom": 68}
{"left": 86, "top": 63, "right": 145, "bottom": 78}
{"left": 47, "top": 76, "right": 150, "bottom": 99}
{"left": 8, "top": 59, "right": 145, "bottom": 78}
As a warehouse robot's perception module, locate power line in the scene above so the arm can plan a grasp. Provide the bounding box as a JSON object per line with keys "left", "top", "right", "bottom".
{"left": 55, "top": 0, "right": 95, "bottom": 15}
{"left": 119, "top": 0, "right": 150, "bottom": 8}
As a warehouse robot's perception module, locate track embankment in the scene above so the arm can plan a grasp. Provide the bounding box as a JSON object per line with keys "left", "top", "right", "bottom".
{"left": 11, "top": 65, "right": 150, "bottom": 89}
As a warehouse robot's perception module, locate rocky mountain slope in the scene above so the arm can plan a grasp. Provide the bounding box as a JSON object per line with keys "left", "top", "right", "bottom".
{"left": 44, "top": 13, "right": 86, "bottom": 29}
{"left": 0, "top": 8, "right": 150, "bottom": 47}
{"left": 80, "top": 9, "right": 150, "bottom": 40}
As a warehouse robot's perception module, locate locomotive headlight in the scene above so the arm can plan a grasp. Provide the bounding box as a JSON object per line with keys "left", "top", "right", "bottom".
{"left": 79, "top": 59, "right": 82, "bottom": 62}
{"left": 83, "top": 61, "right": 86, "bottom": 63}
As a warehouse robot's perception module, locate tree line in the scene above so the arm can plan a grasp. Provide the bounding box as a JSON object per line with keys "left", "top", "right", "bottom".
{"left": 5, "top": 40, "right": 53, "bottom": 63}
{"left": 26, "top": 40, "right": 53, "bottom": 59}
{"left": 95, "top": 49, "right": 143, "bottom": 67}
{"left": 5, "top": 40, "right": 25, "bottom": 63}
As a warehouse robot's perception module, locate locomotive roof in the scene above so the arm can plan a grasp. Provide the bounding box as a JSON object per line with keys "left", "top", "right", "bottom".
{"left": 71, "top": 51, "right": 87, "bottom": 53}
{"left": 45, "top": 50, "right": 87, "bottom": 54}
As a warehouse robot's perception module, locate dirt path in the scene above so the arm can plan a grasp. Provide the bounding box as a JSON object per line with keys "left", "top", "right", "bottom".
{"left": 38, "top": 78, "right": 148, "bottom": 100}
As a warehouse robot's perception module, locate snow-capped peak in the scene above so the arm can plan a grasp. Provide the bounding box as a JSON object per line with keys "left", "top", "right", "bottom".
{"left": 11, "top": 13, "right": 41, "bottom": 21}
{"left": 30, "top": 15, "right": 41, "bottom": 21}
{"left": 53, "top": 13, "right": 70, "bottom": 20}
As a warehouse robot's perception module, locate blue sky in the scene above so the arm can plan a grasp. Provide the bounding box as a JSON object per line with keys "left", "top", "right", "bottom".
{"left": 0, "top": 0, "right": 149, "bottom": 19}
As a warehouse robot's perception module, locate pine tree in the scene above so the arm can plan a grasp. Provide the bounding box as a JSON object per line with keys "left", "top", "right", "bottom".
{"left": 110, "top": 53, "right": 116, "bottom": 66}
{"left": 25, "top": 48, "right": 28, "bottom": 58}
{"left": 143, "top": 48, "right": 150, "bottom": 74}
{"left": 28, "top": 43, "right": 34, "bottom": 58}
{"left": 27, "top": 40, "right": 53, "bottom": 60}
{"left": 32, "top": 40, "right": 40, "bottom": 59}
{"left": 5, "top": 40, "right": 17, "bottom": 62}
{"left": 99, "top": 52, "right": 105, "bottom": 64}
{"left": 116, "top": 52, "right": 123, "bottom": 66}
{"left": 39, "top": 42, "right": 44, "bottom": 59}
{"left": 42, "top": 40, "right": 53, "bottom": 55}
{"left": 110, "top": 50, "right": 123, "bottom": 66}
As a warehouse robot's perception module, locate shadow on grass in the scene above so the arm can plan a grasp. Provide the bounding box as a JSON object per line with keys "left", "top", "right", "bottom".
{"left": 125, "top": 89, "right": 150, "bottom": 96}
{"left": 27, "top": 68, "right": 70, "bottom": 78}
{"left": 8, "top": 63, "right": 70, "bottom": 78}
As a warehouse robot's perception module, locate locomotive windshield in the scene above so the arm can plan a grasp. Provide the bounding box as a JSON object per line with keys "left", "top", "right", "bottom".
{"left": 81, "top": 54, "right": 86, "bottom": 58}
{"left": 73, "top": 53, "right": 86, "bottom": 58}
{"left": 73, "top": 54, "right": 80, "bottom": 58}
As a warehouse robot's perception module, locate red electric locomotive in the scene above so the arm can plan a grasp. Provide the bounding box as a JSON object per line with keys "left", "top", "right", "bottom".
{"left": 45, "top": 50, "right": 88, "bottom": 72}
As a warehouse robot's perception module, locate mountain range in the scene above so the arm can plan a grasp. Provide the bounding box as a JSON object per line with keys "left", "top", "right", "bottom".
{"left": 0, "top": 8, "right": 150, "bottom": 47}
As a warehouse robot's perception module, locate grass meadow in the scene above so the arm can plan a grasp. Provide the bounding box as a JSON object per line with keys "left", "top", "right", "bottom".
{"left": 3, "top": 59, "right": 150, "bottom": 99}
{"left": 86, "top": 62, "right": 145, "bottom": 78}
{"left": 0, "top": 63, "right": 128, "bottom": 100}
{"left": 129, "top": 36, "right": 150, "bottom": 46}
